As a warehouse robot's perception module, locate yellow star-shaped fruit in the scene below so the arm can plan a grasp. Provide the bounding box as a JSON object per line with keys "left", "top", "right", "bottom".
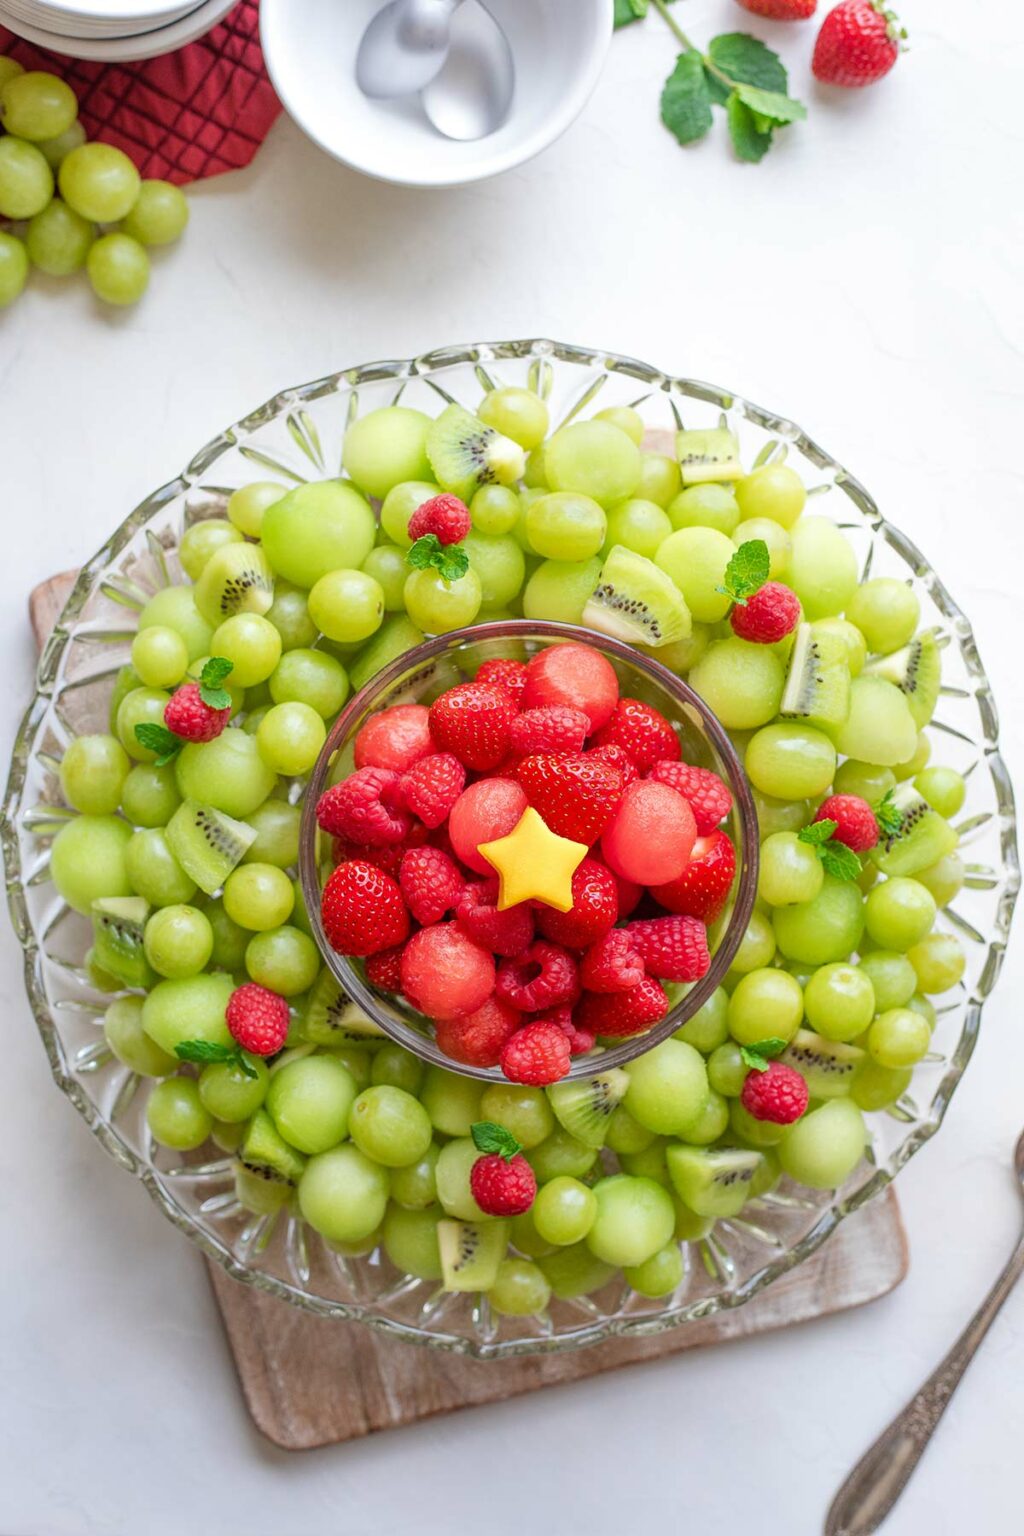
{"left": 477, "top": 806, "right": 588, "bottom": 913}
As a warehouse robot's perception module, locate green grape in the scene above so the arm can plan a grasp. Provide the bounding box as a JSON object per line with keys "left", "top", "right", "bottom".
{"left": 489, "top": 1257, "right": 552, "bottom": 1316}
{"left": 523, "top": 446, "right": 547, "bottom": 488}
{"left": 308, "top": 569, "right": 384, "bottom": 644}
{"left": 533, "top": 1177, "right": 598, "bottom": 1246}
{"left": 175, "top": 730, "right": 276, "bottom": 819}
{"left": 479, "top": 386, "right": 549, "bottom": 449}
{"left": 60, "top": 734, "right": 130, "bottom": 816}
{"left": 87, "top": 233, "right": 149, "bottom": 306}
{"left": 261, "top": 481, "right": 376, "bottom": 587}
{"left": 915, "top": 852, "right": 964, "bottom": 908}
{"left": 178, "top": 520, "right": 241, "bottom": 582}
{"left": 59, "top": 141, "right": 140, "bottom": 221}
{"left": 129, "top": 625, "right": 189, "bottom": 690}
{"left": 362, "top": 544, "right": 410, "bottom": 612}
{"left": 907, "top": 933, "right": 965, "bottom": 993}
{"left": 655, "top": 526, "right": 735, "bottom": 623}
{"left": 299, "top": 1144, "right": 390, "bottom": 1244}
{"left": 224, "top": 862, "right": 294, "bottom": 931}
{"left": 752, "top": 791, "right": 813, "bottom": 838}
{"left": 209, "top": 613, "right": 281, "bottom": 688}
{"left": 120, "top": 178, "right": 189, "bottom": 246}
{"left": 371, "top": 1043, "right": 424, "bottom": 1097}
{"left": 125, "top": 827, "right": 194, "bottom": 907}
{"left": 915, "top": 766, "right": 965, "bottom": 820}
{"left": 773, "top": 874, "right": 864, "bottom": 966}
{"left": 242, "top": 800, "right": 301, "bottom": 869}
{"left": 198, "top": 1055, "right": 268, "bottom": 1122}
{"left": 727, "top": 909, "right": 777, "bottom": 974}
{"left": 464, "top": 530, "right": 526, "bottom": 606}
{"left": 478, "top": 1084, "right": 554, "bottom": 1149}
{"left": 813, "top": 617, "right": 867, "bottom": 677}
{"left": 380, "top": 480, "right": 439, "bottom": 548}
{"left": 803, "top": 963, "right": 875, "bottom": 1042}
{"left": 639, "top": 626, "right": 709, "bottom": 674}
{"left": 858, "top": 950, "right": 916, "bottom": 1011}
{"left": 779, "top": 1098, "right": 866, "bottom": 1189}
{"left": 343, "top": 407, "right": 432, "bottom": 500}
{"left": 525, "top": 492, "right": 606, "bottom": 562}
{"left": 512, "top": 489, "right": 544, "bottom": 551}
{"left": 734, "top": 461, "right": 806, "bottom": 528}
{"left": 470, "top": 484, "right": 520, "bottom": 535}
{"left": 329, "top": 1046, "right": 372, "bottom": 1089}
{"left": 667, "top": 482, "right": 740, "bottom": 536}
{"left": 211, "top": 1119, "right": 247, "bottom": 1155}
{"left": 906, "top": 993, "right": 936, "bottom": 1029}
{"left": 594, "top": 405, "right": 643, "bottom": 444}
{"left": 147, "top": 1077, "right": 212, "bottom": 1151}
{"left": 525, "top": 1128, "right": 598, "bottom": 1184}
{"left": 289, "top": 878, "right": 314, "bottom": 937}
{"left": 266, "top": 582, "right": 318, "bottom": 651}
{"left": 144, "top": 903, "right": 213, "bottom": 978}
{"left": 758, "top": 831, "right": 825, "bottom": 907}
{"left": 203, "top": 897, "right": 250, "bottom": 971}
{"left": 508, "top": 1208, "right": 556, "bottom": 1258}
{"left": 539, "top": 1241, "right": 615, "bottom": 1300}
{"left": 0, "top": 230, "right": 29, "bottom": 307}
{"left": 602, "top": 498, "right": 672, "bottom": 559}
{"left": 727, "top": 968, "right": 803, "bottom": 1046}
{"left": 246, "top": 925, "right": 319, "bottom": 995}
{"left": 36, "top": 119, "right": 86, "bottom": 170}
{"left": 678, "top": 1089, "right": 729, "bottom": 1146}
{"left": 522, "top": 557, "right": 601, "bottom": 625}
{"left": 867, "top": 1007, "right": 930, "bottom": 1069}
{"left": 733, "top": 517, "right": 791, "bottom": 579}
{"left": 689, "top": 639, "right": 784, "bottom": 730}
{"left": 864, "top": 878, "right": 937, "bottom": 951}
{"left": 674, "top": 985, "right": 729, "bottom": 1053}
{"left": 222, "top": 482, "right": 283, "bottom": 540}
{"left": 267, "top": 1055, "right": 356, "bottom": 1153}
{"left": 0, "top": 136, "right": 53, "bottom": 218}
{"left": 619, "top": 1140, "right": 669, "bottom": 1185}
{"left": 256, "top": 701, "right": 326, "bottom": 776}
{"left": 787, "top": 516, "right": 859, "bottom": 619}
{"left": 138, "top": 585, "right": 213, "bottom": 661}
{"left": 852, "top": 1059, "right": 913, "bottom": 1111}
{"left": 545, "top": 420, "right": 642, "bottom": 508}
{"left": 673, "top": 1198, "right": 715, "bottom": 1242}
{"left": 381, "top": 1204, "right": 443, "bottom": 1280}
{"left": 635, "top": 452, "right": 681, "bottom": 509}
{"left": 833, "top": 760, "right": 896, "bottom": 803}
{"left": 707, "top": 1041, "right": 747, "bottom": 1097}
{"left": 420, "top": 1066, "right": 484, "bottom": 1137}
{"left": 624, "top": 1040, "right": 708, "bottom": 1135}
{"left": 404, "top": 566, "right": 483, "bottom": 631}
{"left": 586, "top": 1175, "right": 676, "bottom": 1268}
{"left": 50, "top": 813, "right": 132, "bottom": 913}
{"left": 845, "top": 578, "right": 919, "bottom": 656}
{"left": 604, "top": 1105, "right": 657, "bottom": 1155}
{"left": 730, "top": 1098, "right": 785, "bottom": 1149}
{"left": 104, "top": 996, "right": 176, "bottom": 1077}
{"left": 349, "top": 1085, "right": 433, "bottom": 1168}
{"left": 745, "top": 723, "right": 836, "bottom": 800}
{"left": 435, "top": 1138, "right": 488, "bottom": 1219}
{"left": 25, "top": 198, "right": 92, "bottom": 276}
{"left": 1, "top": 71, "right": 77, "bottom": 141}
{"left": 389, "top": 1142, "right": 440, "bottom": 1208}
{"left": 0, "top": 57, "right": 24, "bottom": 88}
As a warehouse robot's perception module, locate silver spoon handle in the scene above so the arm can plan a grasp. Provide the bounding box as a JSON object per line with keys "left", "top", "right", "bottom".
{"left": 826, "top": 1234, "right": 1024, "bottom": 1536}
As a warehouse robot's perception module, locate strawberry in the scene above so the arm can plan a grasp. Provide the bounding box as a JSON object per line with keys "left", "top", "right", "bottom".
{"left": 399, "top": 846, "right": 464, "bottom": 925}
{"left": 627, "top": 914, "right": 710, "bottom": 982}
{"left": 729, "top": 581, "right": 802, "bottom": 644}
{"left": 408, "top": 493, "right": 472, "bottom": 546}
{"left": 741, "top": 1061, "right": 809, "bottom": 1125}
{"left": 469, "top": 1123, "right": 538, "bottom": 1214}
{"left": 534, "top": 857, "right": 619, "bottom": 948}
{"left": 399, "top": 752, "right": 466, "bottom": 829}
{"left": 579, "top": 929, "right": 646, "bottom": 993}
{"left": 814, "top": 794, "right": 879, "bottom": 852}
{"left": 435, "top": 997, "right": 521, "bottom": 1068}
{"left": 650, "top": 830, "right": 736, "bottom": 922}
{"left": 736, "top": 0, "right": 817, "bottom": 17}
{"left": 429, "top": 681, "right": 516, "bottom": 771}
{"left": 590, "top": 698, "right": 680, "bottom": 772}
{"left": 508, "top": 705, "right": 590, "bottom": 756}
{"left": 587, "top": 742, "right": 640, "bottom": 790}
{"left": 516, "top": 753, "right": 624, "bottom": 843}
{"left": 812, "top": 0, "right": 903, "bottom": 87}
{"left": 500, "top": 1021, "right": 572, "bottom": 1084}
{"left": 456, "top": 877, "right": 535, "bottom": 957}
{"left": 163, "top": 682, "right": 230, "bottom": 743}
{"left": 365, "top": 945, "right": 404, "bottom": 991}
{"left": 317, "top": 767, "right": 412, "bottom": 847}
{"left": 646, "top": 762, "right": 733, "bottom": 836}
{"left": 225, "top": 983, "right": 290, "bottom": 1056}
{"left": 321, "top": 860, "right": 410, "bottom": 956}
{"left": 495, "top": 940, "right": 580, "bottom": 1013}
{"left": 575, "top": 977, "right": 669, "bottom": 1039}
{"left": 475, "top": 657, "right": 528, "bottom": 706}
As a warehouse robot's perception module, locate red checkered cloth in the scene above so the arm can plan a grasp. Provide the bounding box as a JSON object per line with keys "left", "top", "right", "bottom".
{"left": 0, "top": 1, "right": 281, "bottom": 182}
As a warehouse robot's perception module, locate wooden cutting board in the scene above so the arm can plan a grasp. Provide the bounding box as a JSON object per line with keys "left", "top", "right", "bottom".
{"left": 30, "top": 570, "right": 909, "bottom": 1452}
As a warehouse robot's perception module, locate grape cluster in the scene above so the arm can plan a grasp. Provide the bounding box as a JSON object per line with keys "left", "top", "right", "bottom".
{"left": 0, "top": 59, "right": 188, "bottom": 310}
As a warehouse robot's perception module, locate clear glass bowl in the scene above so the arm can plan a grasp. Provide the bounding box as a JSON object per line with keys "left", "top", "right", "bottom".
{"left": 299, "top": 619, "right": 759, "bottom": 1080}
{"left": 3, "top": 339, "right": 1019, "bottom": 1359}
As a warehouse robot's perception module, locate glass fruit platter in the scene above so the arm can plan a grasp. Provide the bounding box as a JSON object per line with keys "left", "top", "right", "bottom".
{"left": 3, "top": 338, "right": 1018, "bottom": 1359}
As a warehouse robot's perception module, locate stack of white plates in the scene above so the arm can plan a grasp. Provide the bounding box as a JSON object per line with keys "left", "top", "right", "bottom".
{"left": 0, "top": 0, "right": 238, "bottom": 60}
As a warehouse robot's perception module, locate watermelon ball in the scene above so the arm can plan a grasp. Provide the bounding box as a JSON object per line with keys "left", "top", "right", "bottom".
{"left": 521, "top": 642, "right": 619, "bottom": 731}
{"left": 448, "top": 778, "right": 528, "bottom": 875}
{"left": 602, "top": 781, "right": 697, "bottom": 886}
{"left": 354, "top": 704, "right": 432, "bottom": 773}
{"left": 400, "top": 923, "right": 496, "bottom": 1020}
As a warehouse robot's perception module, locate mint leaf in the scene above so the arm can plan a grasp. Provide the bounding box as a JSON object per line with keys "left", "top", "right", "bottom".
{"left": 134, "top": 722, "right": 182, "bottom": 767}
{"left": 740, "top": 1037, "right": 788, "bottom": 1073}
{"left": 705, "top": 32, "right": 788, "bottom": 106}
{"left": 615, "top": 0, "right": 677, "bottom": 26}
{"left": 726, "top": 94, "right": 774, "bottom": 163}
{"left": 819, "top": 841, "right": 863, "bottom": 882}
{"left": 734, "top": 83, "right": 806, "bottom": 126}
{"left": 718, "top": 539, "right": 770, "bottom": 604}
{"left": 406, "top": 533, "right": 470, "bottom": 586}
{"left": 660, "top": 50, "right": 713, "bottom": 146}
{"left": 471, "top": 1120, "right": 523, "bottom": 1162}
{"left": 174, "top": 1040, "right": 259, "bottom": 1079}
{"left": 798, "top": 819, "right": 837, "bottom": 848}
{"left": 876, "top": 788, "right": 904, "bottom": 841}
{"left": 198, "top": 655, "right": 234, "bottom": 711}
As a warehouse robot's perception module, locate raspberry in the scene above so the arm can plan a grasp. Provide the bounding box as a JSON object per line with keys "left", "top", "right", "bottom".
{"left": 456, "top": 877, "right": 535, "bottom": 957}
{"left": 508, "top": 706, "right": 590, "bottom": 756}
{"left": 435, "top": 997, "right": 521, "bottom": 1068}
{"left": 500, "top": 1021, "right": 572, "bottom": 1085}
{"left": 470, "top": 1151, "right": 537, "bottom": 1215}
{"left": 580, "top": 929, "right": 646, "bottom": 993}
{"left": 529, "top": 1004, "right": 595, "bottom": 1055}
{"left": 332, "top": 825, "right": 429, "bottom": 881}
{"left": 590, "top": 698, "right": 680, "bottom": 772}
{"left": 475, "top": 657, "right": 528, "bottom": 706}
{"left": 354, "top": 704, "right": 432, "bottom": 773}
{"left": 365, "top": 945, "right": 404, "bottom": 991}
{"left": 534, "top": 857, "right": 619, "bottom": 948}
{"left": 575, "top": 977, "right": 669, "bottom": 1039}
{"left": 646, "top": 761, "right": 733, "bottom": 836}
{"left": 741, "top": 1060, "right": 809, "bottom": 1125}
{"left": 399, "top": 846, "right": 464, "bottom": 925}
{"left": 398, "top": 751, "right": 466, "bottom": 829}
{"left": 495, "top": 940, "right": 580, "bottom": 1013}
{"left": 627, "top": 915, "right": 710, "bottom": 982}
{"left": 317, "top": 767, "right": 412, "bottom": 847}
{"left": 408, "top": 493, "right": 472, "bottom": 546}
{"left": 516, "top": 753, "right": 624, "bottom": 843}
{"left": 163, "top": 682, "right": 230, "bottom": 743}
{"left": 814, "top": 794, "right": 879, "bottom": 852}
{"left": 729, "top": 581, "right": 802, "bottom": 644}
{"left": 429, "top": 681, "right": 516, "bottom": 771}
{"left": 321, "top": 860, "right": 410, "bottom": 956}
{"left": 587, "top": 742, "right": 640, "bottom": 789}
{"left": 650, "top": 830, "right": 736, "bottom": 922}
{"left": 225, "top": 982, "right": 290, "bottom": 1056}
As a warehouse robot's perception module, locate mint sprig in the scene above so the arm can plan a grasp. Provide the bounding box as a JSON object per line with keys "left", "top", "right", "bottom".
{"left": 406, "top": 533, "right": 470, "bottom": 586}
{"left": 198, "top": 655, "right": 234, "bottom": 711}
{"left": 471, "top": 1121, "right": 523, "bottom": 1162}
{"left": 876, "top": 788, "right": 904, "bottom": 841}
{"left": 134, "top": 722, "right": 182, "bottom": 766}
{"left": 740, "top": 1038, "right": 788, "bottom": 1073}
{"left": 717, "top": 539, "right": 770, "bottom": 606}
{"left": 175, "top": 1039, "right": 260, "bottom": 1080}
{"left": 798, "top": 818, "right": 862, "bottom": 882}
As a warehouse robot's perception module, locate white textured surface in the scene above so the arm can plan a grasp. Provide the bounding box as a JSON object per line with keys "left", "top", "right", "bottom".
{"left": 1, "top": 2, "right": 1023, "bottom": 1532}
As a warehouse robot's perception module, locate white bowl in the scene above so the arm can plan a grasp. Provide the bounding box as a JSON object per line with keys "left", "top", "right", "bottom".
{"left": 0, "top": 0, "right": 234, "bottom": 57}
{"left": 260, "top": 0, "right": 614, "bottom": 188}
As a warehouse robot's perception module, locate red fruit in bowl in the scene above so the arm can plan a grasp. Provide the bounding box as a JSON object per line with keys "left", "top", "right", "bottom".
{"left": 737, "top": 0, "right": 816, "bottom": 17}
{"left": 354, "top": 703, "right": 432, "bottom": 773}
{"left": 435, "top": 997, "right": 521, "bottom": 1068}
{"left": 456, "top": 877, "right": 535, "bottom": 957}
{"left": 580, "top": 930, "right": 646, "bottom": 993}
{"left": 475, "top": 657, "right": 528, "bottom": 706}
{"left": 495, "top": 940, "right": 580, "bottom": 1013}
{"left": 587, "top": 742, "right": 640, "bottom": 789}
{"left": 516, "top": 753, "right": 623, "bottom": 844}
{"left": 627, "top": 914, "right": 710, "bottom": 982}
{"left": 448, "top": 778, "right": 528, "bottom": 875}
{"left": 316, "top": 766, "right": 412, "bottom": 848}
{"left": 400, "top": 924, "right": 496, "bottom": 1020}
{"left": 399, "top": 846, "right": 464, "bottom": 925}
{"left": 429, "top": 681, "right": 516, "bottom": 770}
{"left": 812, "top": 0, "right": 903, "bottom": 87}
{"left": 509, "top": 705, "right": 590, "bottom": 756}
{"left": 535, "top": 857, "right": 619, "bottom": 948}
{"left": 321, "top": 860, "right": 409, "bottom": 956}
{"left": 521, "top": 643, "right": 619, "bottom": 731}
{"left": 591, "top": 698, "right": 680, "bottom": 772}
{"left": 575, "top": 978, "right": 669, "bottom": 1039}
{"left": 650, "top": 830, "right": 736, "bottom": 923}
{"left": 365, "top": 945, "right": 404, "bottom": 992}
{"left": 602, "top": 781, "right": 697, "bottom": 885}
{"left": 500, "top": 1021, "right": 572, "bottom": 1085}
{"left": 646, "top": 761, "right": 733, "bottom": 836}
{"left": 532, "top": 1004, "right": 595, "bottom": 1056}
{"left": 399, "top": 751, "right": 466, "bottom": 829}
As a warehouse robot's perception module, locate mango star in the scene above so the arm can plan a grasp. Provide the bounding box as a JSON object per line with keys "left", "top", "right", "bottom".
{"left": 477, "top": 806, "right": 588, "bottom": 913}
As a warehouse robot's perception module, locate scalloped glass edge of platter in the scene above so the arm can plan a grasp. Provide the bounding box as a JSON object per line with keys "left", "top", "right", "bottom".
{"left": 3, "top": 338, "right": 1019, "bottom": 1359}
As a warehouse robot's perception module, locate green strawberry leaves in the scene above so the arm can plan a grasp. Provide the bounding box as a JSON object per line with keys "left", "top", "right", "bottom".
{"left": 198, "top": 655, "right": 234, "bottom": 711}
{"left": 407, "top": 533, "right": 470, "bottom": 586}
{"left": 740, "top": 1038, "right": 788, "bottom": 1073}
{"left": 133, "top": 722, "right": 182, "bottom": 767}
{"left": 799, "top": 818, "right": 863, "bottom": 882}
{"left": 717, "top": 539, "right": 771, "bottom": 605}
{"left": 175, "top": 1039, "right": 260, "bottom": 1080}
{"left": 471, "top": 1121, "right": 523, "bottom": 1162}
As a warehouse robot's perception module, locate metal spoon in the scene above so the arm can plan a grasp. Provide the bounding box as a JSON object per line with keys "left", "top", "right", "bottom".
{"left": 421, "top": 0, "right": 514, "bottom": 141}
{"left": 356, "top": 0, "right": 464, "bottom": 101}
{"left": 826, "top": 1128, "right": 1024, "bottom": 1535}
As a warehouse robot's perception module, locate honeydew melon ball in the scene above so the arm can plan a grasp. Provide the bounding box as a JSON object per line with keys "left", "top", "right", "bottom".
{"left": 342, "top": 407, "right": 433, "bottom": 500}
{"left": 585, "top": 1175, "right": 676, "bottom": 1268}
{"left": 655, "top": 527, "right": 735, "bottom": 624}
{"left": 142, "top": 971, "right": 234, "bottom": 1055}
{"left": 772, "top": 874, "right": 865, "bottom": 967}
{"left": 49, "top": 813, "right": 132, "bottom": 913}
{"left": 175, "top": 729, "right": 277, "bottom": 818}
{"left": 545, "top": 420, "right": 642, "bottom": 509}
{"left": 260, "top": 480, "right": 376, "bottom": 588}
{"left": 689, "top": 638, "right": 785, "bottom": 729}
{"left": 299, "top": 1144, "right": 390, "bottom": 1244}
{"left": 778, "top": 1099, "right": 867, "bottom": 1189}
{"left": 137, "top": 585, "right": 214, "bottom": 661}
{"left": 787, "top": 516, "right": 859, "bottom": 620}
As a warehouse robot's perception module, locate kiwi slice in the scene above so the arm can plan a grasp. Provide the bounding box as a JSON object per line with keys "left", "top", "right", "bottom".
{"left": 870, "top": 781, "right": 958, "bottom": 877}
{"left": 91, "top": 897, "right": 155, "bottom": 989}
{"left": 426, "top": 403, "right": 526, "bottom": 502}
{"left": 675, "top": 420, "right": 743, "bottom": 486}
{"left": 863, "top": 630, "right": 941, "bottom": 728}
{"left": 240, "top": 1108, "right": 307, "bottom": 1187}
{"left": 781, "top": 1029, "right": 864, "bottom": 1099}
{"left": 780, "top": 622, "right": 851, "bottom": 736}
{"left": 234, "top": 1162, "right": 293, "bottom": 1216}
{"left": 547, "top": 1069, "right": 630, "bottom": 1149}
{"left": 437, "top": 1217, "right": 509, "bottom": 1292}
{"left": 582, "top": 545, "right": 691, "bottom": 648}
{"left": 194, "top": 542, "right": 275, "bottom": 627}
{"left": 302, "top": 969, "right": 386, "bottom": 1047}
{"left": 166, "top": 799, "right": 256, "bottom": 895}
{"left": 665, "top": 1145, "right": 763, "bottom": 1218}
